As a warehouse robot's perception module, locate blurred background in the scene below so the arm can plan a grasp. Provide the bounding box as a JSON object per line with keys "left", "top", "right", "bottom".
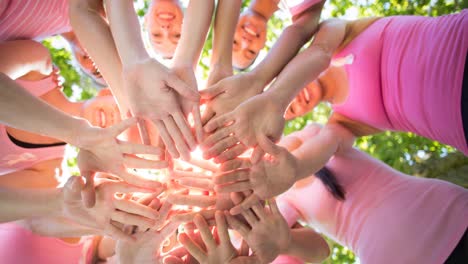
{"left": 43, "top": 0, "right": 468, "bottom": 263}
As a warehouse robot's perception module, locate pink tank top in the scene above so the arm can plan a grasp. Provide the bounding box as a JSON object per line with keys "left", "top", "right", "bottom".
{"left": 0, "top": 223, "right": 93, "bottom": 264}
{"left": 0, "top": 0, "right": 71, "bottom": 41}
{"left": 332, "top": 11, "right": 468, "bottom": 154}
{"left": 283, "top": 0, "right": 322, "bottom": 17}
{"left": 0, "top": 75, "right": 65, "bottom": 175}
{"left": 278, "top": 148, "right": 468, "bottom": 264}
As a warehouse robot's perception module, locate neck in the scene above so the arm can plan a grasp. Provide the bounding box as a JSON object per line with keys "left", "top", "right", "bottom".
{"left": 318, "top": 67, "right": 348, "bottom": 104}
{"left": 249, "top": 0, "right": 279, "bottom": 20}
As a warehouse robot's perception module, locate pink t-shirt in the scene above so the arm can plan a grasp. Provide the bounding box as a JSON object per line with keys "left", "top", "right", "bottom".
{"left": 283, "top": 0, "right": 322, "bottom": 17}
{"left": 0, "top": 223, "right": 92, "bottom": 264}
{"left": 0, "top": 75, "right": 65, "bottom": 175}
{"left": 278, "top": 148, "right": 468, "bottom": 264}
{"left": 0, "top": 0, "right": 71, "bottom": 41}
{"left": 332, "top": 11, "right": 468, "bottom": 154}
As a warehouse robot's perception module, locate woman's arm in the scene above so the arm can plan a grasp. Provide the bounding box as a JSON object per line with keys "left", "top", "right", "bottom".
{"left": 0, "top": 40, "right": 52, "bottom": 79}
{"left": 264, "top": 19, "right": 347, "bottom": 111}
{"left": 280, "top": 227, "right": 330, "bottom": 263}
{"left": 249, "top": 2, "right": 326, "bottom": 92}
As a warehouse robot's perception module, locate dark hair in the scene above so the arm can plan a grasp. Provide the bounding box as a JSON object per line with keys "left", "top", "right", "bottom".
{"left": 315, "top": 167, "right": 345, "bottom": 200}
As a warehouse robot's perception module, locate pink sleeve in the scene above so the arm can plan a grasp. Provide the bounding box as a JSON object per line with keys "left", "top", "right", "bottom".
{"left": 283, "top": 0, "right": 322, "bottom": 17}
{"left": 271, "top": 255, "right": 305, "bottom": 264}
{"left": 277, "top": 196, "right": 301, "bottom": 227}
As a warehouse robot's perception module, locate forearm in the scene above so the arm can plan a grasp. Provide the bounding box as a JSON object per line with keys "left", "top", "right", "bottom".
{"left": 104, "top": 0, "right": 150, "bottom": 66}
{"left": 173, "top": 0, "right": 215, "bottom": 69}
{"left": 281, "top": 227, "right": 330, "bottom": 263}
{"left": 0, "top": 40, "right": 51, "bottom": 79}
{"left": 19, "top": 216, "right": 100, "bottom": 237}
{"left": 264, "top": 45, "right": 331, "bottom": 110}
{"left": 210, "top": 0, "right": 242, "bottom": 68}
{"left": 69, "top": 0, "right": 129, "bottom": 111}
{"left": 250, "top": 8, "right": 322, "bottom": 91}
{"left": 0, "top": 187, "right": 62, "bottom": 223}
{"left": 0, "top": 73, "right": 90, "bottom": 146}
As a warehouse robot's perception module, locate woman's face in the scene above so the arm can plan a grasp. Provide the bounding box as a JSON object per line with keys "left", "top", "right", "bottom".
{"left": 81, "top": 90, "right": 121, "bottom": 128}
{"left": 232, "top": 11, "right": 268, "bottom": 70}
{"left": 146, "top": 0, "right": 183, "bottom": 59}
{"left": 71, "top": 41, "right": 106, "bottom": 86}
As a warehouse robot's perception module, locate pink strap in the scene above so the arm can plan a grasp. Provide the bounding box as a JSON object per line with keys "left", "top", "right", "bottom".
{"left": 15, "top": 75, "right": 57, "bottom": 97}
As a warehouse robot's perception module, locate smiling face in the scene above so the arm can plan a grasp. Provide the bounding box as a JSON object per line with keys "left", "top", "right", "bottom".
{"left": 232, "top": 10, "right": 268, "bottom": 70}
{"left": 145, "top": 0, "right": 183, "bottom": 59}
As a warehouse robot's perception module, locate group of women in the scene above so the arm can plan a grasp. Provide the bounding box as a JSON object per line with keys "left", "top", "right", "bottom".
{"left": 0, "top": 0, "right": 467, "bottom": 263}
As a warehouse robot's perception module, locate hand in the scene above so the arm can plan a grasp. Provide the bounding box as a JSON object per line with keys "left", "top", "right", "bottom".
{"left": 115, "top": 200, "right": 178, "bottom": 264}
{"left": 60, "top": 176, "right": 163, "bottom": 241}
{"left": 284, "top": 83, "right": 317, "bottom": 120}
{"left": 76, "top": 117, "right": 168, "bottom": 207}
{"left": 81, "top": 95, "right": 121, "bottom": 128}
{"left": 205, "top": 64, "right": 233, "bottom": 87}
{"left": 200, "top": 73, "right": 264, "bottom": 127}
{"left": 214, "top": 136, "right": 298, "bottom": 202}
{"left": 179, "top": 212, "right": 238, "bottom": 264}
{"left": 123, "top": 58, "right": 200, "bottom": 160}
{"left": 225, "top": 198, "right": 291, "bottom": 264}
{"left": 172, "top": 65, "right": 204, "bottom": 143}
{"left": 202, "top": 93, "right": 285, "bottom": 163}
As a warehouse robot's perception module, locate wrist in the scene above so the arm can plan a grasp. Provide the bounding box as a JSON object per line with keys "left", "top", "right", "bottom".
{"left": 262, "top": 88, "right": 290, "bottom": 113}
{"left": 248, "top": 68, "right": 270, "bottom": 89}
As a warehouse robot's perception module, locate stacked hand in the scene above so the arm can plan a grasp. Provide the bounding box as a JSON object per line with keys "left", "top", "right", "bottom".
{"left": 60, "top": 176, "right": 163, "bottom": 241}
{"left": 123, "top": 58, "right": 200, "bottom": 161}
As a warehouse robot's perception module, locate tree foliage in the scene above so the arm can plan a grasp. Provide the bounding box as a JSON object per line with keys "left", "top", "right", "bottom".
{"left": 43, "top": 1, "right": 466, "bottom": 263}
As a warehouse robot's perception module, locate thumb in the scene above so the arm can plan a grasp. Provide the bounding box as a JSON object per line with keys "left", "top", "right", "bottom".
{"left": 81, "top": 172, "right": 96, "bottom": 208}
{"left": 110, "top": 117, "right": 137, "bottom": 137}
{"left": 257, "top": 134, "right": 283, "bottom": 157}
{"left": 63, "top": 176, "right": 84, "bottom": 202}
{"left": 166, "top": 75, "right": 200, "bottom": 101}
{"left": 200, "top": 82, "right": 225, "bottom": 100}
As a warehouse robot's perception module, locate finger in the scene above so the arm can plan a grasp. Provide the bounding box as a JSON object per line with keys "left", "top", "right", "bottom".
{"left": 214, "top": 211, "right": 230, "bottom": 244}
{"left": 268, "top": 198, "right": 281, "bottom": 215}
{"left": 164, "top": 117, "right": 191, "bottom": 161}
{"left": 251, "top": 201, "right": 266, "bottom": 221}
{"left": 158, "top": 201, "right": 173, "bottom": 222}
{"left": 114, "top": 169, "right": 163, "bottom": 190}
{"left": 194, "top": 214, "right": 217, "bottom": 250}
{"left": 241, "top": 209, "right": 258, "bottom": 227}
{"left": 123, "top": 155, "right": 168, "bottom": 169}
{"left": 81, "top": 172, "right": 96, "bottom": 208}
{"left": 220, "top": 159, "right": 249, "bottom": 172}
{"left": 136, "top": 119, "right": 151, "bottom": 145}
{"left": 224, "top": 212, "right": 250, "bottom": 238}
{"left": 239, "top": 239, "right": 249, "bottom": 256}
{"left": 204, "top": 112, "right": 235, "bottom": 133}
{"left": 110, "top": 117, "right": 137, "bottom": 137}
{"left": 177, "top": 177, "right": 214, "bottom": 190}
{"left": 200, "top": 105, "right": 215, "bottom": 126}
{"left": 257, "top": 134, "right": 283, "bottom": 157}
{"left": 110, "top": 211, "right": 154, "bottom": 230}
{"left": 118, "top": 140, "right": 163, "bottom": 156}
{"left": 214, "top": 144, "right": 247, "bottom": 163}
{"left": 113, "top": 198, "right": 160, "bottom": 220}
{"left": 136, "top": 193, "right": 159, "bottom": 206}
{"left": 173, "top": 111, "right": 197, "bottom": 150}
{"left": 111, "top": 180, "right": 164, "bottom": 195}
{"left": 230, "top": 194, "right": 262, "bottom": 215}
{"left": 167, "top": 193, "right": 216, "bottom": 208}
{"left": 171, "top": 209, "right": 216, "bottom": 223}
{"left": 250, "top": 147, "right": 265, "bottom": 164}
{"left": 200, "top": 82, "right": 225, "bottom": 99}
{"left": 214, "top": 169, "right": 250, "bottom": 185}
{"left": 155, "top": 121, "right": 180, "bottom": 159}
{"left": 201, "top": 126, "right": 234, "bottom": 149}
{"left": 167, "top": 75, "right": 200, "bottom": 101}
{"left": 164, "top": 245, "right": 189, "bottom": 258}
{"left": 215, "top": 181, "right": 252, "bottom": 193}
{"left": 159, "top": 221, "right": 180, "bottom": 238}
{"left": 192, "top": 104, "right": 204, "bottom": 143}
{"left": 178, "top": 233, "right": 206, "bottom": 262}
{"left": 204, "top": 136, "right": 239, "bottom": 159}
{"left": 162, "top": 256, "right": 184, "bottom": 264}
{"left": 63, "top": 176, "right": 84, "bottom": 202}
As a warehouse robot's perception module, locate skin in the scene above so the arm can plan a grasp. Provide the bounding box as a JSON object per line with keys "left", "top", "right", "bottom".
{"left": 145, "top": 0, "right": 184, "bottom": 59}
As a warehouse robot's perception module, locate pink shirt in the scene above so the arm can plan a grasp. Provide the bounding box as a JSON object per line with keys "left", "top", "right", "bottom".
{"left": 332, "top": 11, "right": 468, "bottom": 154}
{"left": 278, "top": 148, "right": 468, "bottom": 264}
{"left": 283, "top": 0, "right": 322, "bottom": 17}
{"left": 0, "top": 75, "right": 64, "bottom": 175}
{"left": 0, "top": 223, "right": 92, "bottom": 264}
{"left": 0, "top": 0, "right": 71, "bottom": 41}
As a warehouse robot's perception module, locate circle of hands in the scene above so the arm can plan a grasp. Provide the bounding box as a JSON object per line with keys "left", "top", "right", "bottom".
{"left": 69, "top": 63, "right": 309, "bottom": 263}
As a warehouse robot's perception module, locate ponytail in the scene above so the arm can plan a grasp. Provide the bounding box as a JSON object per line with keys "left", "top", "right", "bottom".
{"left": 315, "top": 167, "right": 345, "bottom": 200}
